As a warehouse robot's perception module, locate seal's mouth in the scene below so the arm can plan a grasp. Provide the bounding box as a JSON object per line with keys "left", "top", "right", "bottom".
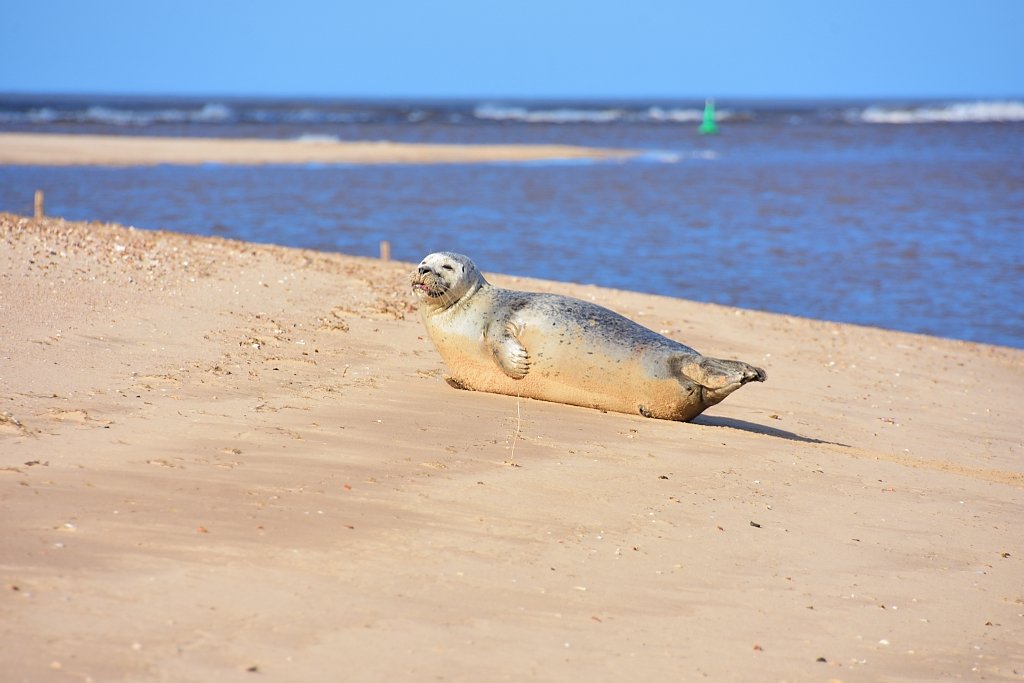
{"left": 410, "top": 273, "right": 448, "bottom": 300}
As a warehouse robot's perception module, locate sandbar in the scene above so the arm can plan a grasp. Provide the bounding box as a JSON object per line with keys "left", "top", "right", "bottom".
{"left": 0, "top": 132, "right": 638, "bottom": 166}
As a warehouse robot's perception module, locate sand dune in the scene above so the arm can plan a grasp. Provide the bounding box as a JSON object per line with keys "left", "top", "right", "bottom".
{"left": 1, "top": 213, "right": 1021, "bottom": 682}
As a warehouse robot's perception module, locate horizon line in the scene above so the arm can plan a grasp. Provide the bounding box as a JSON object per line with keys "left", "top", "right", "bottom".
{"left": 3, "top": 89, "right": 1023, "bottom": 104}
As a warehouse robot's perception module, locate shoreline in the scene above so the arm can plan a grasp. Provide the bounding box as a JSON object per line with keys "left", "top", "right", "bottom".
{"left": 0, "top": 132, "right": 639, "bottom": 166}
{"left": 2, "top": 213, "right": 1022, "bottom": 681}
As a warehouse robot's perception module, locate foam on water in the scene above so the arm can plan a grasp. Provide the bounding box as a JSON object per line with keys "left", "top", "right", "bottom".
{"left": 646, "top": 107, "right": 704, "bottom": 122}
{"left": 473, "top": 103, "right": 737, "bottom": 124}
{"left": 0, "top": 102, "right": 237, "bottom": 126}
{"left": 854, "top": 100, "right": 1024, "bottom": 124}
{"left": 474, "top": 104, "right": 626, "bottom": 124}
{"left": 3, "top": 97, "right": 1019, "bottom": 130}
{"left": 193, "top": 103, "right": 233, "bottom": 122}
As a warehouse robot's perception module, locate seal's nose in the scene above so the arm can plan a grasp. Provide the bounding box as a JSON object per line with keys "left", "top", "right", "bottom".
{"left": 418, "top": 265, "right": 432, "bottom": 275}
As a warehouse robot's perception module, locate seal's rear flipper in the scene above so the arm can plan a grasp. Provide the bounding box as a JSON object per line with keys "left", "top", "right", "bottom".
{"left": 674, "top": 355, "right": 766, "bottom": 403}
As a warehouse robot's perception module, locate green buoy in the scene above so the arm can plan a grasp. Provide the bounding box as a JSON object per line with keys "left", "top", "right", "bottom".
{"left": 698, "top": 98, "right": 719, "bottom": 135}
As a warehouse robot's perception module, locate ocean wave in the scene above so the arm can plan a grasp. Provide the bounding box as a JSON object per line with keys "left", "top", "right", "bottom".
{"left": 0, "top": 102, "right": 237, "bottom": 126}
{"left": 474, "top": 103, "right": 737, "bottom": 125}
{"left": 82, "top": 103, "right": 236, "bottom": 125}
{"left": 854, "top": 101, "right": 1024, "bottom": 124}
{"left": 474, "top": 104, "right": 626, "bottom": 124}
{"left": 0, "top": 107, "right": 63, "bottom": 124}
{"left": 251, "top": 108, "right": 372, "bottom": 124}
{"left": 645, "top": 107, "right": 704, "bottom": 123}
{"left": 193, "top": 103, "right": 233, "bottom": 122}
{"left": 1, "top": 97, "right": 746, "bottom": 129}
{"left": 29, "top": 107, "right": 60, "bottom": 123}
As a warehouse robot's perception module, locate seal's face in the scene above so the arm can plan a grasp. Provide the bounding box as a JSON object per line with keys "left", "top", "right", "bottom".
{"left": 411, "top": 252, "right": 481, "bottom": 310}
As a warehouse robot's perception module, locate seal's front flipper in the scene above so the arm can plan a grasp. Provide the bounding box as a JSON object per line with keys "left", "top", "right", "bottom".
{"left": 485, "top": 320, "right": 530, "bottom": 379}
{"left": 675, "top": 355, "right": 766, "bottom": 402}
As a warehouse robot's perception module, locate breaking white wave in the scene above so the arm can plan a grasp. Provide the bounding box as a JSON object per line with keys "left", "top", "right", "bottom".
{"left": 1, "top": 97, "right": 744, "bottom": 128}
{"left": 0, "top": 102, "right": 237, "bottom": 126}
{"left": 645, "top": 107, "right": 704, "bottom": 123}
{"left": 474, "top": 103, "right": 737, "bottom": 125}
{"left": 855, "top": 101, "right": 1024, "bottom": 124}
{"left": 11, "top": 107, "right": 60, "bottom": 123}
{"left": 474, "top": 104, "right": 626, "bottom": 124}
{"left": 252, "top": 108, "right": 371, "bottom": 124}
{"left": 81, "top": 103, "right": 235, "bottom": 125}
{"left": 193, "top": 103, "right": 233, "bottom": 122}
{"left": 84, "top": 106, "right": 152, "bottom": 125}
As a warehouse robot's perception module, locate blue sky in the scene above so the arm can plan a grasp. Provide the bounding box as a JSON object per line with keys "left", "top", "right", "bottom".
{"left": 2, "top": 0, "right": 1022, "bottom": 99}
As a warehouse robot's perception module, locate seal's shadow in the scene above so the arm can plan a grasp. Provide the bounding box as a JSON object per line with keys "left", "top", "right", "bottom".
{"left": 692, "top": 415, "right": 848, "bottom": 447}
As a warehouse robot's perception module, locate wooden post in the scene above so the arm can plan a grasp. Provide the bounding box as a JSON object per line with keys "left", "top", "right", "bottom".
{"left": 34, "top": 190, "right": 44, "bottom": 218}
{"left": 379, "top": 240, "right": 391, "bottom": 261}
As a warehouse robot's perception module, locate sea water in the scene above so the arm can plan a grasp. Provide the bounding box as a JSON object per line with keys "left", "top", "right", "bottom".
{"left": 1, "top": 95, "right": 1022, "bottom": 348}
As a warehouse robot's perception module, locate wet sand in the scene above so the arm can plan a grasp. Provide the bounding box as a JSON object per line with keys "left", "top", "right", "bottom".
{"left": 0, "top": 132, "right": 637, "bottom": 166}
{"left": 1, "top": 213, "right": 1022, "bottom": 682}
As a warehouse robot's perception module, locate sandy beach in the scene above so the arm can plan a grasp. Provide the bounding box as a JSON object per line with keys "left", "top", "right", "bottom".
{"left": 0, "top": 133, "right": 637, "bottom": 166}
{"left": 1, "top": 212, "right": 1022, "bottom": 682}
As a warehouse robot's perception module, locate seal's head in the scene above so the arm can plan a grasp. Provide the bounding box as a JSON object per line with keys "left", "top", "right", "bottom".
{"left": 411, "top": 252, "right": 485, "bottom": 310}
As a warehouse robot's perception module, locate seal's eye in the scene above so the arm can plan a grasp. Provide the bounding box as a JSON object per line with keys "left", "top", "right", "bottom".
{"left": 442, "top": 264, "right": 454, "bottom": 271}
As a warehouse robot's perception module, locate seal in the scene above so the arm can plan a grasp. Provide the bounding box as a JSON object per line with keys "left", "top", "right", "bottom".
{"left": 411, "top": 252, "right": 766, "bottom": 422}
